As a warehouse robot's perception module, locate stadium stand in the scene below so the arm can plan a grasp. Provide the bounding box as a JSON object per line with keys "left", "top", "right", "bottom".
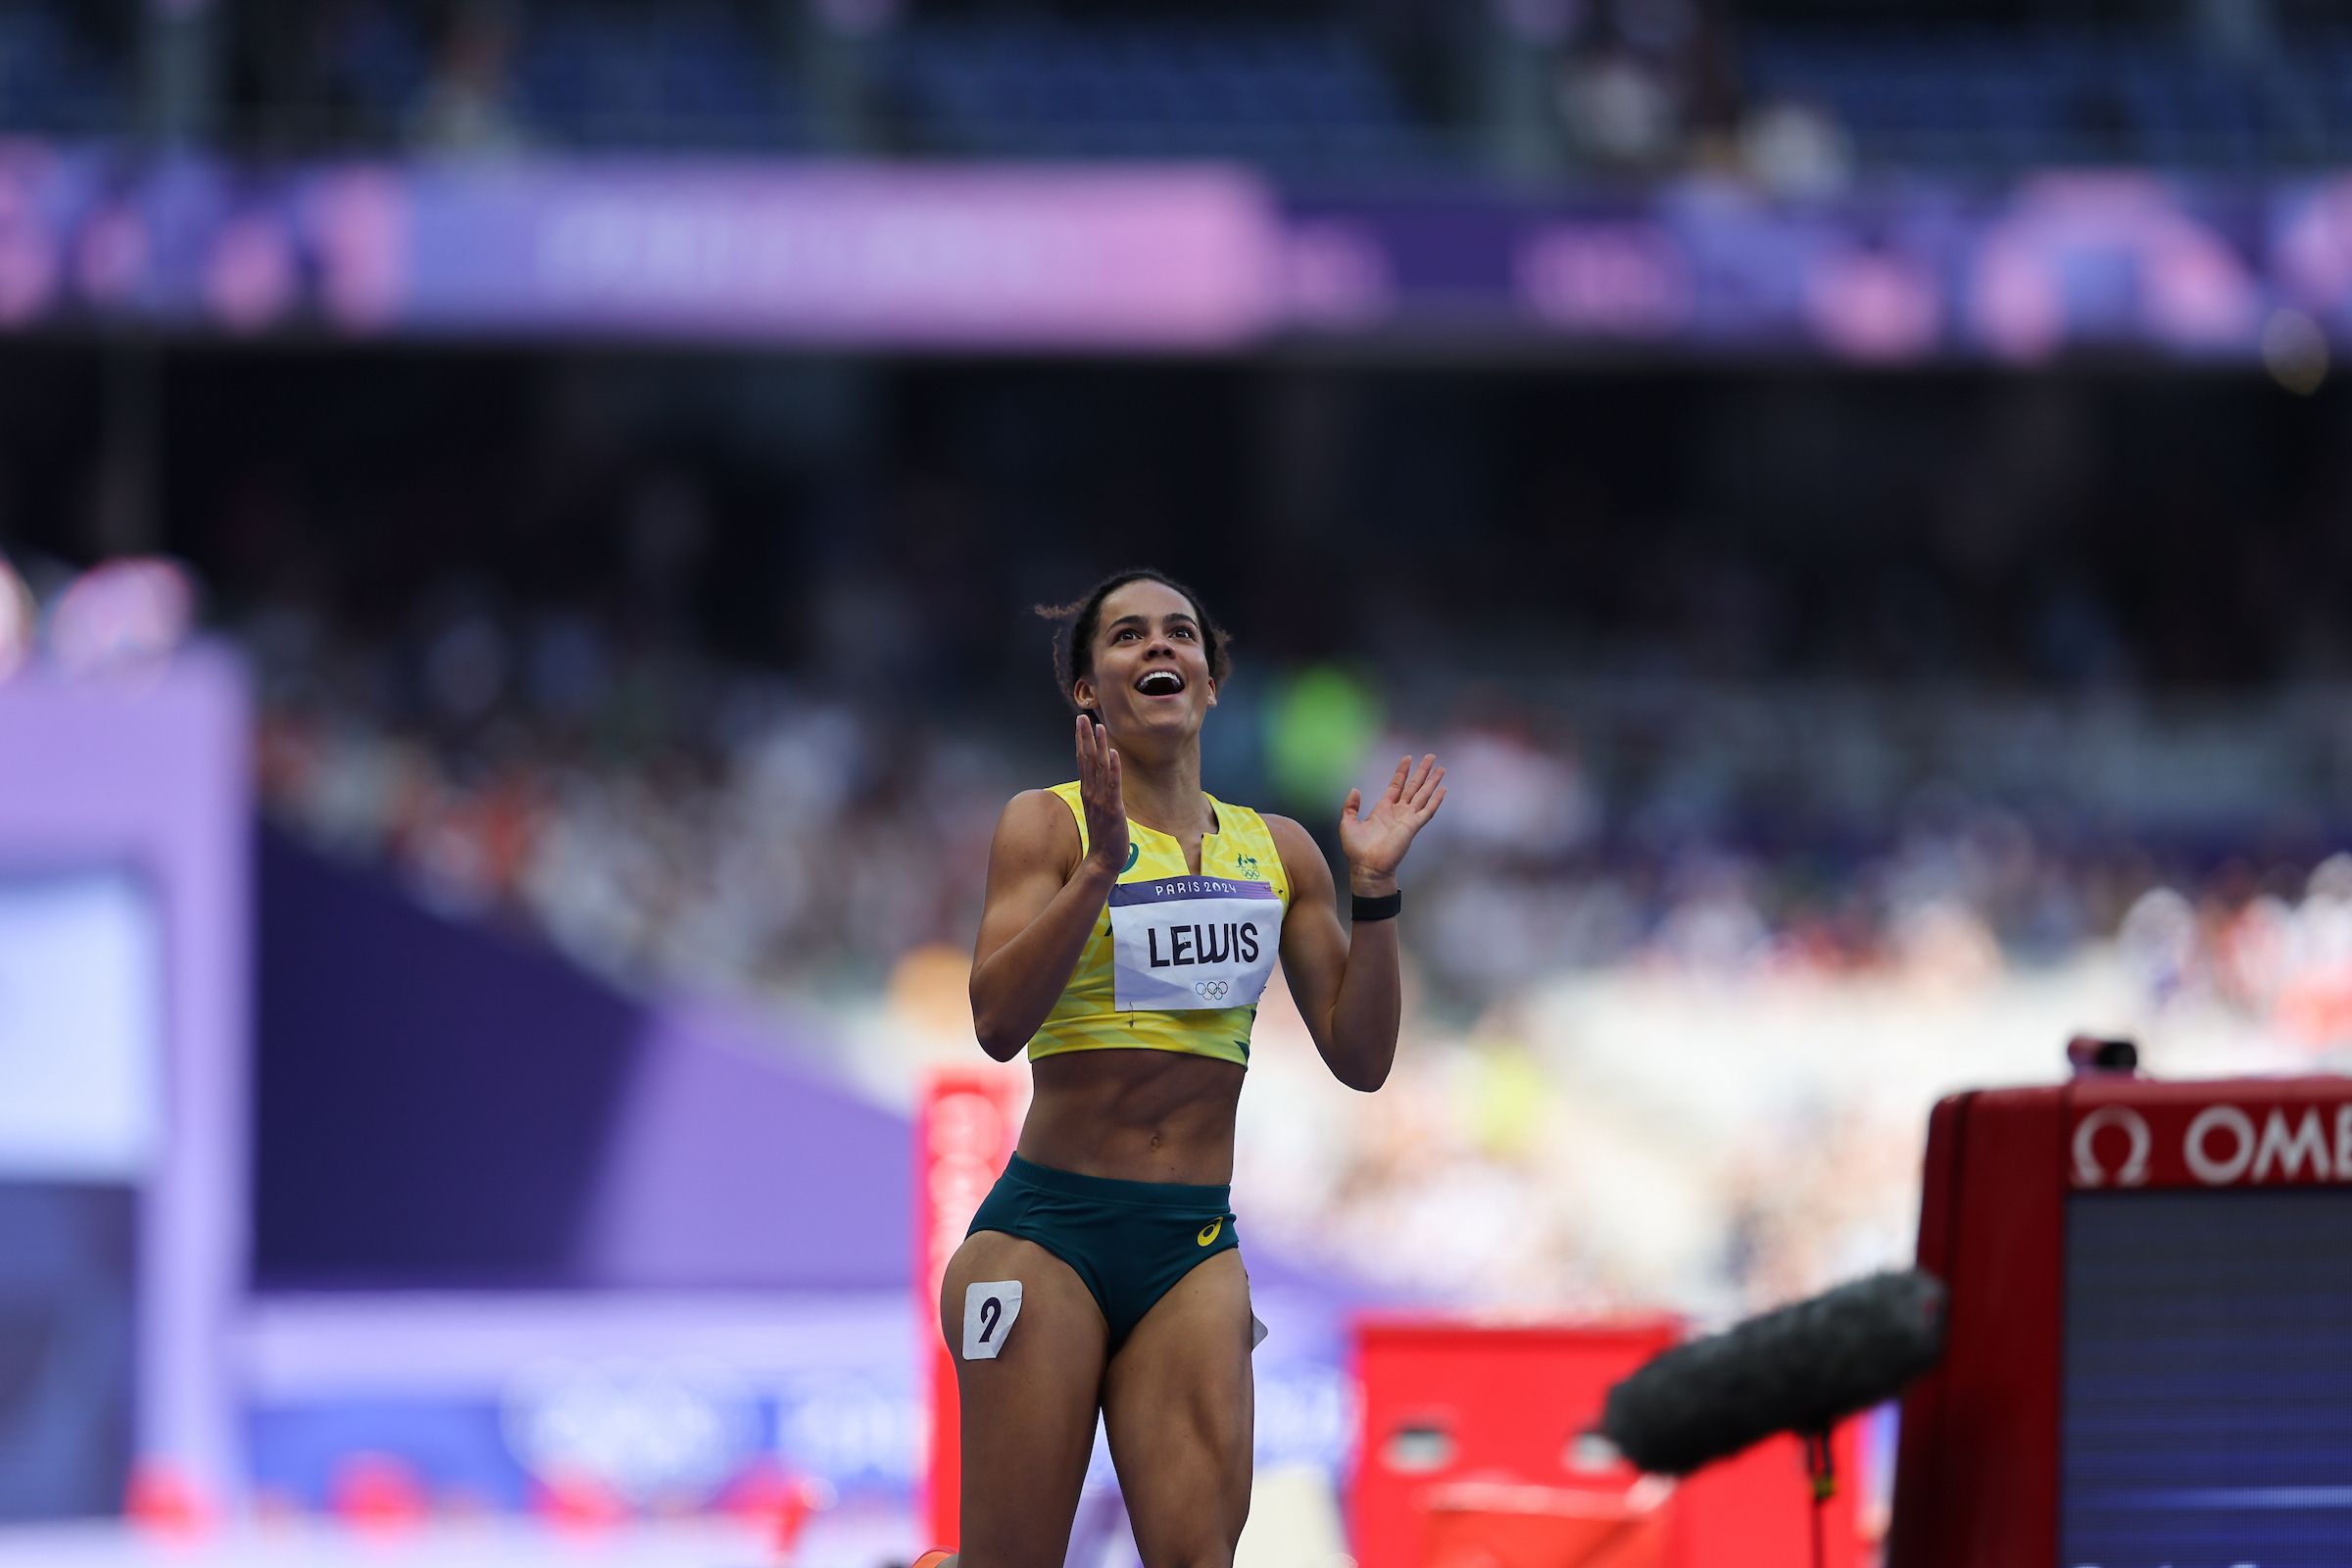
{"left": 1742, "top": 25, "right": 2342, "bottom": 172}
{"left": 35, "top": 0, "right": 2352, "bottom": 176}
{"left": 880, "top": 22, "right": 1456, "bottom": 176}
{"left": 0, "top": 8, "right": 130, "bottom": 138}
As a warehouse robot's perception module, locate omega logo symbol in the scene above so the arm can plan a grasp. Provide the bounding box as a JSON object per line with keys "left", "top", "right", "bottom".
{"left": 2072, "top": 1105, "right": 2152, "bottom": 1188}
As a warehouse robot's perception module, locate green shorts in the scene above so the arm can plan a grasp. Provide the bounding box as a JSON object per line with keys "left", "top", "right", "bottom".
{"left": 967, "top": 1153, "right": 1240, "bottom": 1351}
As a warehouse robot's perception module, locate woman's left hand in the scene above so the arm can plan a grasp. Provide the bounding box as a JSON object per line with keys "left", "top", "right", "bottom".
{"left": 1339, "top": 753, "right": 1446, "bottom": 894}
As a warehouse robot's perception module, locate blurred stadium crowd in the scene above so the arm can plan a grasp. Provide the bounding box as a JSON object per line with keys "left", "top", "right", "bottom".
{"left": 237, "top": 591, "right": 2352, "bottom": 1319}
{"left": 10, "top": 341, "right": 2352, "bottom": 1318}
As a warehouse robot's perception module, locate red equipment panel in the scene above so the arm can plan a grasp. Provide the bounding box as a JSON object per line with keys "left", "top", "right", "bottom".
{"left": 1354, "top": 1317, "right": 1863, "bottom": 1568}
{"left": 1423, "top": 1480, "right": 1668, "bottom": 1568}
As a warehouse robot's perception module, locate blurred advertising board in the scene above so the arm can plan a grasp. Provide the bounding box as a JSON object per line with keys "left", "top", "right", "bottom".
{"left": 237, "top": 1284, "right": 1356, "bottom": 1525}
{"left": 7, "top": 143, "right": 2352, "bottom": 361}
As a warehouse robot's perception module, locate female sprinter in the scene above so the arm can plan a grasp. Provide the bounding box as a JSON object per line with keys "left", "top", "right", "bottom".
{"left": 917, "top": 569, "right": 1446, "bottom": 1568}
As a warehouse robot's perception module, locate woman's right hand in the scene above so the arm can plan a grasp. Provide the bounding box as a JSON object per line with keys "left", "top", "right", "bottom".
{"left": 1076, "top": 714, "right": 1129, "bottom": 881}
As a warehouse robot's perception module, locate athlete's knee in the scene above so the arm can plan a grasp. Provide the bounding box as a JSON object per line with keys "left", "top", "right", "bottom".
{"left": 1143, "top": 1549, "right": 1233, "bottom": 1568}
{"left": 1133, "top": 1513, "right": 1246, "bottom": 1568}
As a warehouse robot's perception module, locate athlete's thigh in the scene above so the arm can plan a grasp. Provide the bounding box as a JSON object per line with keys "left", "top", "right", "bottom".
{"left": 940, "top": 1230, "right": 1109, "bottom": 1568}
{"left": 1100, "top": 1250, "right": 1255, "bottom": 1566}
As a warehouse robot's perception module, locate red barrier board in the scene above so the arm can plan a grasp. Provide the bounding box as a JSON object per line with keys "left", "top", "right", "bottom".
{"left": 1353, "top": 1316, "right": 1863, "bottom": 1568}
{"left": 914, "top": 1069, "right": 1024, "bottom": 1549}
{"left": 1423, "top": 1480, "right": 1668, "bottom": 1568}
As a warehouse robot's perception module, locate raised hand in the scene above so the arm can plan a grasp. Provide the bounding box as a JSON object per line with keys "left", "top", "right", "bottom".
{"left": 1339, "top": 753, "right": 1446, "bottom": 893}
{"left": 1075, "top": 714, "right": 1130, "bottom": 878}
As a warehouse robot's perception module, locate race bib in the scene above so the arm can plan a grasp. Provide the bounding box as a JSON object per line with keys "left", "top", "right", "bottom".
{"left": 1109, "top": 875, "right": 1280, "bottom": 1012}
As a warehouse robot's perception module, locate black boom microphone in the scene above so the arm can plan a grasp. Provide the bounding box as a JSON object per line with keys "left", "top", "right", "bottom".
{"left": 1599, "top": 1269, "right": 1946, "bottom": 1477}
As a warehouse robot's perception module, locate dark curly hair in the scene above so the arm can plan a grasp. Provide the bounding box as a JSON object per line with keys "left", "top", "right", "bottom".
{"left": 1035, "top": 568, "right": 1232, "bottom": 715}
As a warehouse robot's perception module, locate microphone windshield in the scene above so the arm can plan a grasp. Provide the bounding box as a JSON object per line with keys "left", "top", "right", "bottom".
{"left": 1600, "top": 1269, "right": 1945, "bottom": 1476}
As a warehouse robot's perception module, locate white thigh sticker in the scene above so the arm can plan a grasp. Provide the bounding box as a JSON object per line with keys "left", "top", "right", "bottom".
{"left": 1250, "top": 1312, "right": 1268, "bottom": 1351}
{"left": 963, "top": 1280, "right": 1023, "bottom": 1360}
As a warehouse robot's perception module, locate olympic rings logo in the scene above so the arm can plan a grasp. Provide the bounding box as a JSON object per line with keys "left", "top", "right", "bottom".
{"left": 1195, "top": 979, "right": 1231, "bottom": 1003}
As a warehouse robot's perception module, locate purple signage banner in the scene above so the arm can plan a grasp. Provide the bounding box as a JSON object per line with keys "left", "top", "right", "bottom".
{"left": 1281, "top": 174, "right": 2282, "bottom": 364}
{"left": 0, "top": 144, "right": 1280, "bottom": 349}
{"left": 5, "top": 140, "right": 2352, "bottom": 361}
{"left": 390, "top": 164, "right": 1280, "bottom": 346}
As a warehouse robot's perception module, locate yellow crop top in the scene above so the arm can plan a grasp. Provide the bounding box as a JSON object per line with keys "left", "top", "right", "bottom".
{"left": 1027, "top": 781, "right": 1292, "bottom": 1067}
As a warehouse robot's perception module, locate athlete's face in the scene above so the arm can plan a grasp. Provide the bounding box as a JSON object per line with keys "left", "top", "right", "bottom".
{"left": 1074, "top": 579, "right": 1217, "bottom": 739}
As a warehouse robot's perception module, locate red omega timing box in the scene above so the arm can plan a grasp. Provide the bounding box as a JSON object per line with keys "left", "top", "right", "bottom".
{"left": 1352, "top": 1317, "right": 1863, "bottom": 1568}
{"left": 1888, "top": 1074, "right": 2352, "bottom": 1568}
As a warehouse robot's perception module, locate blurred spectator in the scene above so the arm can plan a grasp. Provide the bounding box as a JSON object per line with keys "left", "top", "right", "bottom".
{"left": 0, "top": 555, "right": 31, "bottom": 683}
{"left": 47, "top": 557, "right": 198, "bottom": 678}
{"left": 1738, "top": 96, "right": 1852, "bottom": 198}
{"left": 1546, "top": 0, "right": 1746, "bottom": 178}
{"left": 1557, "top": 41, "right": 1682, "bottom": 173}
{"left": 408, "top": 5, "right": 529, "bottom": 157}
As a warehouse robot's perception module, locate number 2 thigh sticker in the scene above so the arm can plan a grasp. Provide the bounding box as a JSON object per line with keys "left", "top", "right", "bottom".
{"left": 963, "top": 1280, "right": 1024, "bottom": 1360}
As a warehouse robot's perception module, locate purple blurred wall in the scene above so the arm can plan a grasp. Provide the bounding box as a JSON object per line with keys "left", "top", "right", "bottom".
{"left": 254, "top": 826, "right": 910, "bottom": 1292}
{"left": 0, "top": 649, "right": 251, "bottom": 1509}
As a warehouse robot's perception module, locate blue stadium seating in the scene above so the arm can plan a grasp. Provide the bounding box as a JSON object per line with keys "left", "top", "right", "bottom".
{"left": 883, "top": 23, "right": 1457, "bottom": 178}
{"left": 1745, "top": 26, "right": 2345, "bottom": 172}
{"left": 326, "top": 4, "right": 807, "bottom": 154}
{"left": 334, "top": 7, "right": 434, "bottom": 135}
{"left": 509, "top": 7, "right": 808, "bottom": 154}
{"left": 0, "top": 9, "right": 128, "bottom": 138}
{"left": 16, "top": 2, "right": 2352, "bottom": 176}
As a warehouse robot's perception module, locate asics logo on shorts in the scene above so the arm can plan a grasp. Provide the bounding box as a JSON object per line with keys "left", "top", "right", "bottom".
{"left": 1197, "top": 1219, "right": 1223, "bottom": 1247}
{"left": 1194, "top": 979, "right": 1230, "bottom": 1002}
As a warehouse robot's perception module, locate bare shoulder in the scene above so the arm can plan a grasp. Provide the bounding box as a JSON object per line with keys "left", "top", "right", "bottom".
{"left": 1259, "top": 812, "right": 1336, "bottom": 898}
{"left": 994, "top": 787, "right": 1082, "bottom": 870}
{"left": 1003, "top": 786, "right": 1074, "bottom": 825}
